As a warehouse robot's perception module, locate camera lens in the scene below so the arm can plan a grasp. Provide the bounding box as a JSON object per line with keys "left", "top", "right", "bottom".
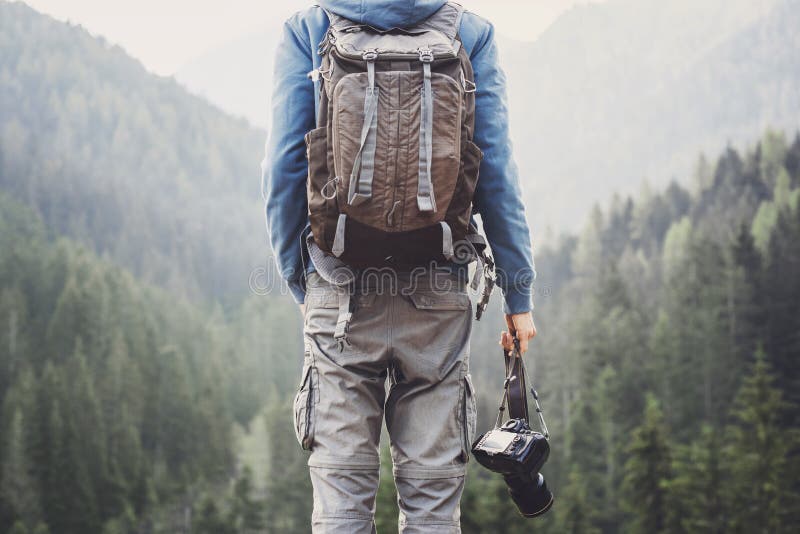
{"left": 503, "top": 472, "right": 554, "bottom": 518}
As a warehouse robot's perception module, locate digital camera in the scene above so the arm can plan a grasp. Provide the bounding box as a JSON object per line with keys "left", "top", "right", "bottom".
{"left": 471, "top": 344, "right": 554, "bottom": 518}
{"left": 472, "top": 417, "right": 553, "bottom": 517}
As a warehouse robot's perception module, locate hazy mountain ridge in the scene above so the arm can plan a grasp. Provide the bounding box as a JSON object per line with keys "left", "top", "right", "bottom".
{"left": 509, "top": 0, "right": 798, "bottom": 234}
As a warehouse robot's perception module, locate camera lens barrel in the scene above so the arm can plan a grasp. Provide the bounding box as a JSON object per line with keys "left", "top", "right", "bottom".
{"left": 503, "top": 472, "right": 554, "bottom": 518}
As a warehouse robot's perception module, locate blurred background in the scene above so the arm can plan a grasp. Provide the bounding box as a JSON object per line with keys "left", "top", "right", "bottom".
{"left": 1, "top": 0, "right": 798, "bottom": 532}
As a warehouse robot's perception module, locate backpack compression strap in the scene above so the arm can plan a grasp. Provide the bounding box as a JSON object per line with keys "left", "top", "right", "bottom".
{"left": 416, "top": 47, "right": 436, "bottom": 212}
{"left": 347, "top": 50, "right": 379, "bottom": 207}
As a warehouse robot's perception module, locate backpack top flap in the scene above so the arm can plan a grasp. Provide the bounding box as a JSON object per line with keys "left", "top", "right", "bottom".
{"left": 324, "top": 2, "right": 464, "bottom": 59}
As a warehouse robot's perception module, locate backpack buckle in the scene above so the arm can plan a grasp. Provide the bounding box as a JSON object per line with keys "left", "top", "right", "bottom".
{"left": 362, "top": 49, "right": 378, "bottom": 62}
{"left": 418, "top": 47, "right": 434, "bottom": 63}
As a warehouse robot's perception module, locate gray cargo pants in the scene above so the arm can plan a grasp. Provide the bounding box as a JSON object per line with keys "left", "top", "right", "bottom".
{"left": 293, "top": 271, "right": 478, "bottom": 533}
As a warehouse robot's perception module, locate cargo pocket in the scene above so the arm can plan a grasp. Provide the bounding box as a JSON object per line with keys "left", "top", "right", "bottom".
{"left": 305, "top": 126, "right": 336, "bottom": 251}
{"left": 405, "top": 289, "right": 471, "bottom": 374}
{"left": 459, "top": 371, "right": 478, "bottom": 462}
{"left": 293, "top": 354, "right": 319, "bottom": 451}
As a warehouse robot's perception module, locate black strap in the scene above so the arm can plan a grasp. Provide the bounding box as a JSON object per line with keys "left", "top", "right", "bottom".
{"left": 495, "top": 339, "right": 550, "bottom": 438}
{"left": 503, "top": 341, "right": 529, "bottom": 421}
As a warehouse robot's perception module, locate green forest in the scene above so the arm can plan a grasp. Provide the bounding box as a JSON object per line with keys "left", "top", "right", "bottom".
{"left": 1, "top": 2, "right": 800, "bottom": 533}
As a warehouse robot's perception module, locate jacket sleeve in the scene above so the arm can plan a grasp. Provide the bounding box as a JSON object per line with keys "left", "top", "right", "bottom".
{"left": 261, "top": 17, "right": 316, "bottom": 304}
{"left": 469, "top": 21, "right": 536, "bottom": 314}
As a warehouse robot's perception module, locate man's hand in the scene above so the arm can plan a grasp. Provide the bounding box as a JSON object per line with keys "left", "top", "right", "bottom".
{"left": 499, "top": 312, "right": 537, "bottom": 355}
{"left": 299, "top": 303, "right": 306, "bottom": 317}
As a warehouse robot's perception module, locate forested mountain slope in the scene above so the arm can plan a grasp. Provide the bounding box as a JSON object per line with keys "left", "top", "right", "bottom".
{"left": 0, "top": 5, "right": 303, "bottom": 532}
{"left": 0, "top": 1, "right": 266, "bottom": 302}
{"left": 0, "top": 193, "right": 303, "bottom": 533}
{"left": 523, "top": 130, "right": 800, "bottom": 532}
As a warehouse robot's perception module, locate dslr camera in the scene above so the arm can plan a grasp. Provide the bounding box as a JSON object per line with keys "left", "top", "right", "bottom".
{"left": 471, "top": 344, "right": 554, "bottom": 518}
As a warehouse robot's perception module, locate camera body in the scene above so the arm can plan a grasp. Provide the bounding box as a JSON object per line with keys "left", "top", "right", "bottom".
{"left": 472, "top": 418, "right": 549, "bottom": 476}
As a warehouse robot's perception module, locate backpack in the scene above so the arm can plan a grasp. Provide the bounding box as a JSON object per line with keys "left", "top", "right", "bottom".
{"left": 306, "top": 1, "right": 483, "bottom": 269}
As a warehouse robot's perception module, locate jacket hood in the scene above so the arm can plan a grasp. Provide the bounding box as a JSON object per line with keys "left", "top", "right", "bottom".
{"left": 317, "top": 0, "right": 449, "bottom": 30}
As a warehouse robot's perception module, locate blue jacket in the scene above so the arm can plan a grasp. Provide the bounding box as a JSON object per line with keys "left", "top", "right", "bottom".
{"left": 262, "top": 0, "right": 535, "bottom": 314}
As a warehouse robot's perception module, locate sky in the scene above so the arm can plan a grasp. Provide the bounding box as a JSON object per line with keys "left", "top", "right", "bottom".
{"left": 22, "top": 0, "right": 593, "bottom": 75}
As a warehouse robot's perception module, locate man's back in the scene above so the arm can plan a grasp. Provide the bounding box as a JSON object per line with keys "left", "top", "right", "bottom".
{"left": 261, "top": 2, "right": 538, "bottom": 531}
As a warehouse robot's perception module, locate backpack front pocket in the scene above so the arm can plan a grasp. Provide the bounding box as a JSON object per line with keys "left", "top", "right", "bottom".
{"left": 332, "top": 70, "right": 463, "bottom": 232}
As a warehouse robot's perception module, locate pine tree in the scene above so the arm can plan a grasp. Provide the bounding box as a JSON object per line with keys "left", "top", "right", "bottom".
{"left": 622, "top": 394, "right": 672, "bottom": 534}
{"left": 762, "top": 206, "right": 800, "bottom": 423}
{"left": 99, "top": 332, "right": 142, "bottom": 520}
{"left": 666, "top": 425, "right": 724, "bottom": 533}
{"left": 44, "top": 366, "right": 100, "bottom": 534}
{"left": 784, "top": 132, "right": 800, "bottom": 184}
{"left": 193, "top": 498, "right": 234, "bottom": 534}
{"left": 730, "top": 224, "right": 763, "bottom": 361}
{"left": 0, "top": 407, "right": 42, "bottom": 530}
{"left": 64, "top": 343, "right": 108, "bottom": 520}
{"left": 228, "top": 466, "right": 266, "bottom": 532}
{"left": 554, "top": 467, "right": 602, "bottom": 534}
{"left": 759, "top": 129, "right": 788, "bottom": 188}
{"left": 262, "top": 398, "right": 312, "bottom": 533}
{"left": 722, "top": 352, "right": 800, "bottom": 533}
{"left": 461, "top": 470, "right": 528, "bottom": 533}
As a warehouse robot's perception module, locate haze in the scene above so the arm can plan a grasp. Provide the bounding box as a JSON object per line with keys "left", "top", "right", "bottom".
{"left": 22, "top": 0, "right": 595, "bottom": 75}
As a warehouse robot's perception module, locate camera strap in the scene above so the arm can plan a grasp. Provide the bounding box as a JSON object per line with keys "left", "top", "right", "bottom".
{"left": 504, "top": 344, "right": 529, "bottom": 422}
{"left": 495, "top": 339, "right": 550, "bottom": 438}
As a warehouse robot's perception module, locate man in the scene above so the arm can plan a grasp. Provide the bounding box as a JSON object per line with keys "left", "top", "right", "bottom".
{"left": 262, "top": 1, "right": 535, "bottom": 531}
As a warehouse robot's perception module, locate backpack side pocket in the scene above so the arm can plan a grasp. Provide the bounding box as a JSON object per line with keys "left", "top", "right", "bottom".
{"left": 306, "top": 126, "right": 338, "bottom": 251}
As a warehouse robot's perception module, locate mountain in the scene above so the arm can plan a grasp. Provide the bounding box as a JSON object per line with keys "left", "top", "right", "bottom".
{"left": 174, "top": 0, "right": 800, "bottom": 236}
{"left": 0, "top": 1, "right": 268, "bottom": 303}
{"left": 510, "top": 0, "right": 800, "bottom": 234}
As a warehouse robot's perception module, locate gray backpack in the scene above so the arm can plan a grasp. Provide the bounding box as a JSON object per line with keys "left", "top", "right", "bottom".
{"left": 306, "top": 1, "right": 483, "bottom": 268}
